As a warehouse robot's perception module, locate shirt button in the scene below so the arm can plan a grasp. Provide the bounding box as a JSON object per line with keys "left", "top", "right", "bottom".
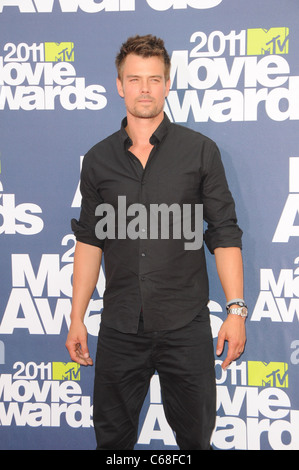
{"left": 141, "top": 252, "right": 146, "bottom": 257}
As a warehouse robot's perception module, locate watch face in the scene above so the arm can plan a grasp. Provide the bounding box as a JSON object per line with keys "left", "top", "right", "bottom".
{"left": 241, "top": 307, "right": 248, "bottom": 317}
{"left": 228, "top": 306, "right": 248, "bottom": 317}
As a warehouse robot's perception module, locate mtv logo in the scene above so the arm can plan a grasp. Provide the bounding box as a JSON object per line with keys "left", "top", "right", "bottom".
{"left": 52, "top": 362, "right": 80, "bottom": 381}
{"left": 247, "top": 28, "right": 289, "bottom": 55}
{"left": 248, "top": 361, "right": 288, "bottom": 388}
{"left": 44, "top": 42, "right": 74, "bottom": 62}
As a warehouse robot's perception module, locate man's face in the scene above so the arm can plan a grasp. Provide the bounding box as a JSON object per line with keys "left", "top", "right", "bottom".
{"left": 116, "top": 54, "right": 171, "bottom": 120}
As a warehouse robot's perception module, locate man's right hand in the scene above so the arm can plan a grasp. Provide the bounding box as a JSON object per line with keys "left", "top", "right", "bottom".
{"left": 65, "top": 320, "right": 93, "bottom": 366}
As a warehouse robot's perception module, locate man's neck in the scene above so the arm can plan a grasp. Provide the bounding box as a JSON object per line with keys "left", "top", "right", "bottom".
{"left": 125, "top": 111, "right": 164, "bottom": 146}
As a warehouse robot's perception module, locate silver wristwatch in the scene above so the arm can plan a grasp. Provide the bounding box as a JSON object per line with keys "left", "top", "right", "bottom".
{"left": 226, "top": 300, "right": 248, "bottom": 318}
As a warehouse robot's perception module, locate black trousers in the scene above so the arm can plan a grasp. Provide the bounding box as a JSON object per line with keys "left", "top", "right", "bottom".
{"left": 93, "top": 309, "right": 216, "bottom": 450}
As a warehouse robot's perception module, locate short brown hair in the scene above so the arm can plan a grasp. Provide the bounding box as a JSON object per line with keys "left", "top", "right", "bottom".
{"left": 115, "top": 34, "right": 171, "bottom": 81}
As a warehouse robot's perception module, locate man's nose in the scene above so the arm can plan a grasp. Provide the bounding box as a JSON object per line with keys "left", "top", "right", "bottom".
{"left": 140, "top": 78, "right": 150, "bottom": 94}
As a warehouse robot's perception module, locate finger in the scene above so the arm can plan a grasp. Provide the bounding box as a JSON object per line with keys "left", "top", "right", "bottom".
{"left": 65, "top": 340, "right": 78, "bottom": 362}
{"left": 222, "top": 343, "right": 244, "bottom": 370}
{"left": 69, "top": 349, "right": 86, "bottom": 365}
{"left": 66, "top": 340, "right": 93, "bottom": 366}
{"left": 75, "top": 343, "right": 93, "bottom": 366}
{"left": 216, "top": 334, "right": 225, "bottom": 357}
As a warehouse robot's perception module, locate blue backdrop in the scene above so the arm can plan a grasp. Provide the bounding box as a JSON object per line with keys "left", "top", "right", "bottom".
{"left": 1, "top": 0, "right": 299, "bottom": 450}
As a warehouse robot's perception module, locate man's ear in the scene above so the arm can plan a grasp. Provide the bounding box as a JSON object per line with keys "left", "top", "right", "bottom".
{"left": 165, "top": 78, "right": 171, "bottom": 98}
{"left": 116, "top": 77, "right": 124, "bottom": 98}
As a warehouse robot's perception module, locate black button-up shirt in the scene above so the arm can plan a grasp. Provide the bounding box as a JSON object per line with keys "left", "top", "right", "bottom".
{"left": 72, "top": 113, "right": 242, "bottom": 333}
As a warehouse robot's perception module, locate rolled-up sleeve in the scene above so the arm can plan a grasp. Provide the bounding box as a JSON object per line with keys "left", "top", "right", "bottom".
{"left": 71, "top": 152, "right": 105, "bottom": 250}
{"left": 202, "top": 144, "right": 242, "bottom": 254}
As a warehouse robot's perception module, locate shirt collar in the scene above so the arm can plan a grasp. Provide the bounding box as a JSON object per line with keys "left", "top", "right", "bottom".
{"left": 120, "top": 112, "right": 171, "bottom": 148}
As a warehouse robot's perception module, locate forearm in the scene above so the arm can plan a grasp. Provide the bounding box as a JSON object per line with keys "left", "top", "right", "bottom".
{"left": 214, "top": 246, "right": 244, "bottom": 304}
{"left": 214, "top": 247, "right": 246, "bottom": 369}
{"left": 71, "top": 241, "right": 102, "bottom": 323}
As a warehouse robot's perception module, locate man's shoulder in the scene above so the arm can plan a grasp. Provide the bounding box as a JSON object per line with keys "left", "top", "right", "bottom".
{"left": 169, "top": 121, "right": 217, "bottom": 147}
{"left": 88, "top": 129, "right": 120, "bottom": 154}
{"left": 83, "top": 129, "right": 121, "bottom": 165}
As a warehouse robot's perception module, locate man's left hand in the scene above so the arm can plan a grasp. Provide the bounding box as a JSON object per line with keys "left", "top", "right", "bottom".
{"left": 216, "top": 314, "right": 246, "bottom": 370}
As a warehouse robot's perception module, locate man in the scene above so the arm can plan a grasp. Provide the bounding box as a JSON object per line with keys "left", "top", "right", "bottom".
{"left": 66, "top": 35, "right": 246, "bottom": 450}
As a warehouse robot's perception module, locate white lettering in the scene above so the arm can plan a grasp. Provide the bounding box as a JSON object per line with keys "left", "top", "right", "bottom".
{"left": 268, "top": 410, "right": 299, "bottom": 450}
{"left": 12, "top": 254, "right": 60, "bottom": 297}
{"left": 0, "top": 289, "right": 44, "bottom": 334}
{"left": 260, "top": 269, "right": 294, "bottom": 297}
{"left": 273, "top": 194, "right": 299, "bottom": 242}
{"left": 251, "top": 291, "right": 282, "bottom": 322}
{"left": 273, "top": 158, "right": 299, "bottom": 242}
{"left": 213, "top": 416, "right": 247, "bottom": 450}
{"left": 147, "top": 0, "right": 222, "bottom": 10}
{"left": 0, "top": 192, "right": 43, "bottom": 235}
{"left": 0, "top": 0, "right": 222, "bottom": 13}
{"left": 137, "top": 404, "right": 176, "bottom": 445}
{"left": 0, "top": 82, "right": 107, "bottom": 111}
{"left": 0, "top": 373, "right": 92, "bottom": 428}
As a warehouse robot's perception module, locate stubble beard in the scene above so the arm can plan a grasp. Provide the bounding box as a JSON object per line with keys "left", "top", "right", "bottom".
{"left": 128, "top": 97, "right": 164, "bottom": 120}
